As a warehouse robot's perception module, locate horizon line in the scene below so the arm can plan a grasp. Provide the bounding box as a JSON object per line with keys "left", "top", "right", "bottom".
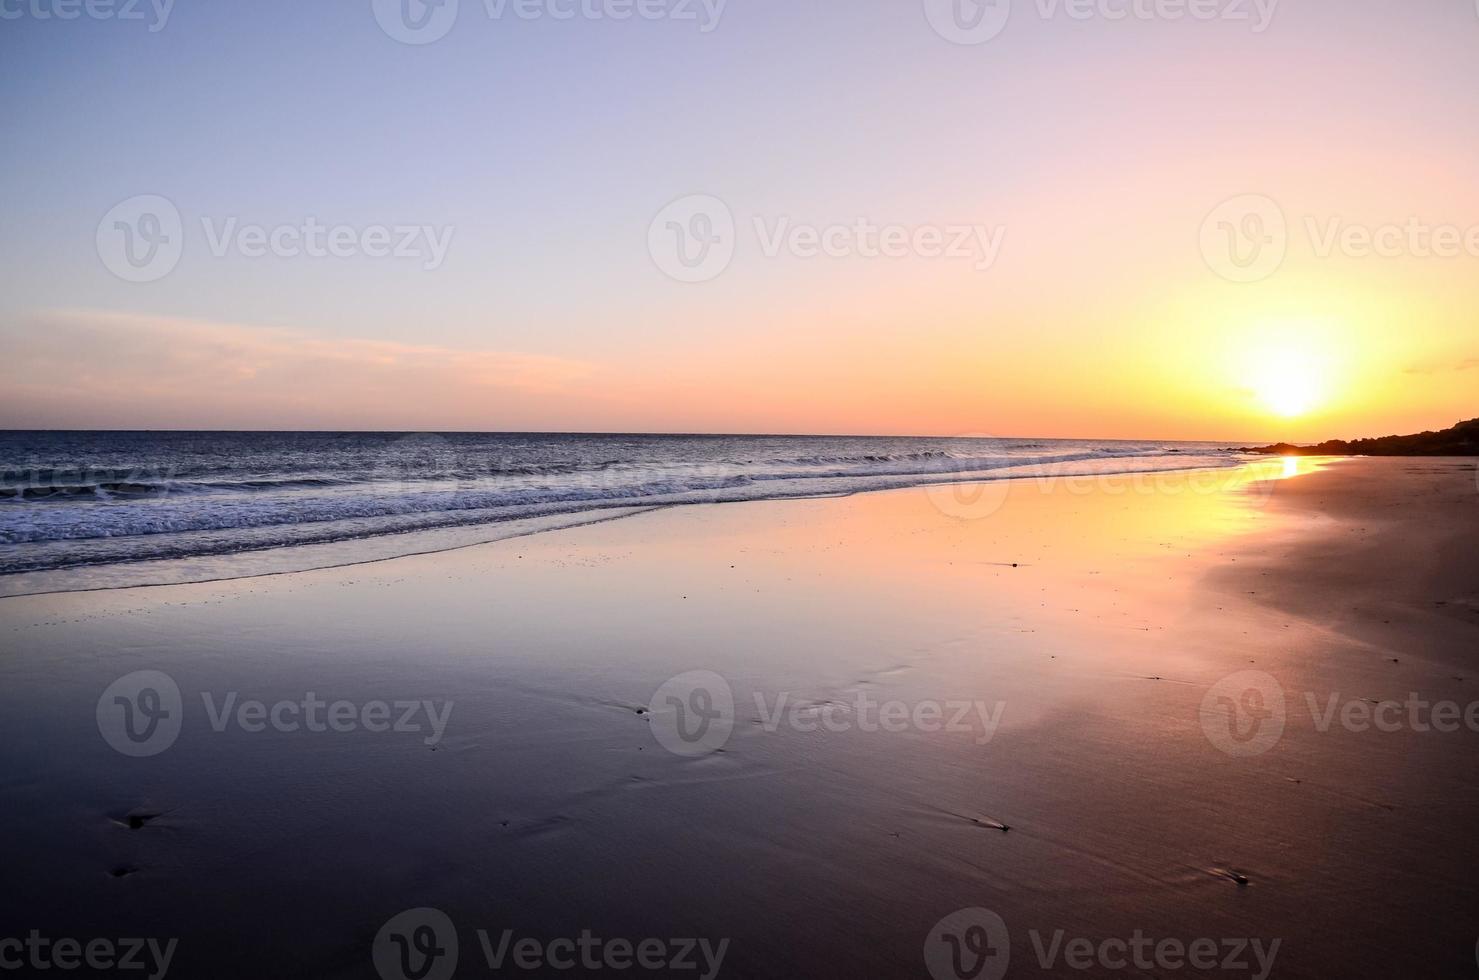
{"left": 0, "top": 427, "right": 1265, "bottom": 445}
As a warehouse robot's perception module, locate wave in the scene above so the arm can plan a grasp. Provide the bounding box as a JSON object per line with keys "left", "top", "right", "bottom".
{"left": 1, "top": 453, "right": 1239, "bottom": 550}
{"left": 0, "top": 482, "right": 164, "bottom": 501}
{"left": 0, "top": 475, "right": 365, "bottom": 500}
{"left": 0, "top": 435, "right": 1252, "bottom": 580}
{"left": 0, "top": 449, "right": 1175, "bottom": 543}
{"left": 0, "top": 446, "right": 1145, "bottom": 502}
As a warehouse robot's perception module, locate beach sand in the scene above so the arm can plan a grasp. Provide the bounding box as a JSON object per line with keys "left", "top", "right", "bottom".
{"left": 1, "top": 457, "right": 1476, "bottom": 978}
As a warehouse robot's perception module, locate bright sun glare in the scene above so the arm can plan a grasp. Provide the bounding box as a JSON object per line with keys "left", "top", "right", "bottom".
{"left": 1248, "top": 347, "right": 1328, "bottom": 418}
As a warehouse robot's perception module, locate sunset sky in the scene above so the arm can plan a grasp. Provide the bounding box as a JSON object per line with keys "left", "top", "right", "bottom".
{"left": 1, "top": 0, "right": 1476, "bottom": 440}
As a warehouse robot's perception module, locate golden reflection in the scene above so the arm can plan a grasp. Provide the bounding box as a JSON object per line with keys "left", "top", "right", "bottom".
{"left": 773, "top": 459, "right": 1330, "bottom": 594}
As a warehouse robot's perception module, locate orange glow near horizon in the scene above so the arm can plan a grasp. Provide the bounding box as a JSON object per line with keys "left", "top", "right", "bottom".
{"left": 0, "top": 274, "right": 1473, "bottom": 442}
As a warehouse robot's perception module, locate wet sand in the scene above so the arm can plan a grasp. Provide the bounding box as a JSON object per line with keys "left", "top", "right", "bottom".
{"left": 1, "top": 458, "right": 1476, "bottom": 978}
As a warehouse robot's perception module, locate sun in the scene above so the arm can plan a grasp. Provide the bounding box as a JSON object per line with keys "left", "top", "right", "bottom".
{"left": 1252, "top": 351, "right": 1321, "bottom": 417}
{"left": 1221, "top": 316, "right": 1347, "bottom": 423}
{"left": 1242, "top": 341, "right": 1333, "bottom": 419}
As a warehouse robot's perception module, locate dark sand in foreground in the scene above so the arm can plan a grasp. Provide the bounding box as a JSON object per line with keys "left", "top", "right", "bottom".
{"left": 1, "top": 458, "right": 1476, "bottom": 978}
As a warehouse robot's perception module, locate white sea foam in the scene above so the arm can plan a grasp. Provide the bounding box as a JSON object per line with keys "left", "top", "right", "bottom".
{"left": 0, "top": 432, "right": 1248, "bottom": 589}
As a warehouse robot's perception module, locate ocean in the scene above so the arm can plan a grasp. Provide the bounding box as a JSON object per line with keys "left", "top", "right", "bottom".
{"left": 0, "top": 431, "right": 1243, "bottom": 591}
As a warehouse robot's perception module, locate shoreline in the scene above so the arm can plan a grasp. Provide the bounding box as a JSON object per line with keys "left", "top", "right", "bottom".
{"left": 1211, "top": 456, "right": 1479, "bottom": 671}
{"left": 0, "top": 456, "right": 1295, "bottom": 599}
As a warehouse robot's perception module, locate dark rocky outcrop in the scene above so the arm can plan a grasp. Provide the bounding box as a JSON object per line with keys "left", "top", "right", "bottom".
{"left": 1237, "top": 418, "right": 1479, "bottom": 456}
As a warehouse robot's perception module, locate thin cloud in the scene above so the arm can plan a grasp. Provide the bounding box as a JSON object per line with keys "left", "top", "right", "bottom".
{"left": 1403, "top": 356, "right": 1478, "bottom": 376}
{"left": 0, "top": 310, "right": 600, "bottom": 430}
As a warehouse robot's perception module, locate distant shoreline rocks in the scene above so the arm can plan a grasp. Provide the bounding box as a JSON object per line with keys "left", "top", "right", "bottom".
{"left": 1235, "top": 418, "right": 1479, "bottom": 456}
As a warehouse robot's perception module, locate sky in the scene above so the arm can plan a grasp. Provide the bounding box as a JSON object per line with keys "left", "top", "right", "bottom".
{"left": 0, "top": 0, "right": 1476, "bottom": 441}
